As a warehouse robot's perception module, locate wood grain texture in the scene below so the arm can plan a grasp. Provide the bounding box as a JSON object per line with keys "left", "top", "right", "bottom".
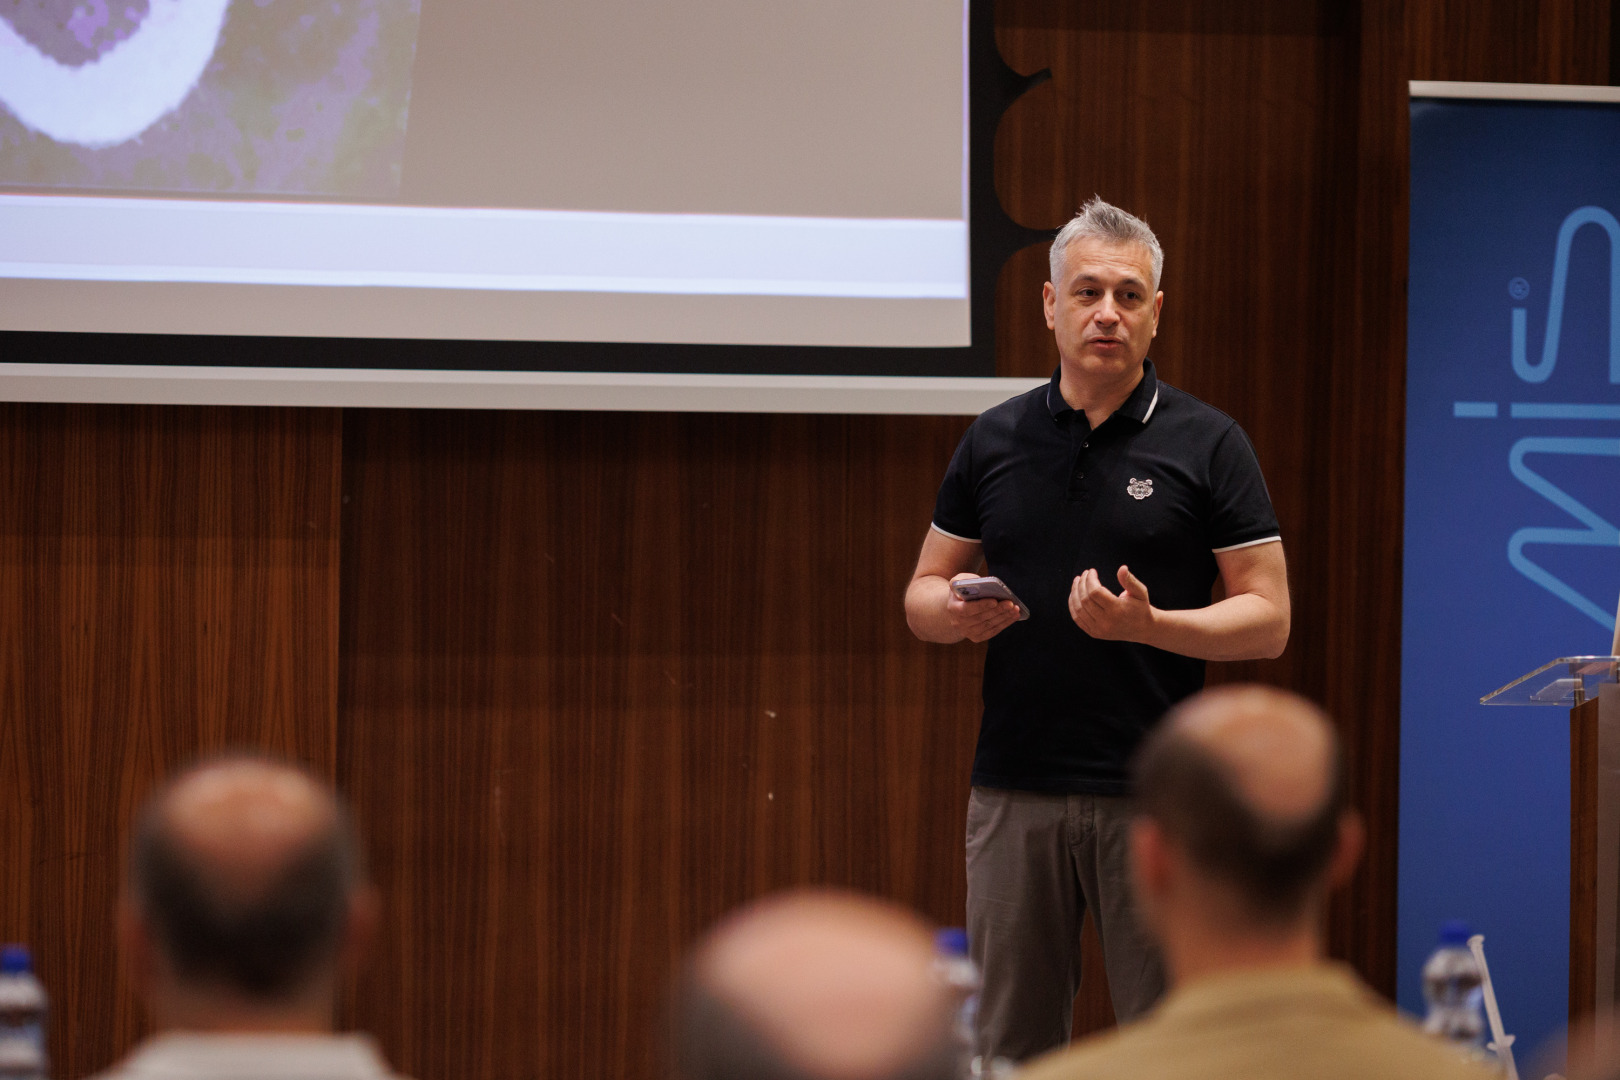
{"left": 1407, "top": 0, "right": 1610, "bottom": 84}
{"left": 993, "top": 0, "right": 1371, "bottom": 1021}
{"left": 0, "top": 404, "right": 342, "bottom": 1078}
{"left": 992, "top": 0, "right": 1612, "bottom": 1021}
{"left": 335, "top": 410, "right": 984, "bottom": 1080}
{"left": 1571, "top": 696, "right": 1601, "bottom": 1022}
{"left": 5, "top": 5, "right": 1616, "bottom": 1079}
{"left": 1317, "top": 0, "right": 1407, "bottom": 999}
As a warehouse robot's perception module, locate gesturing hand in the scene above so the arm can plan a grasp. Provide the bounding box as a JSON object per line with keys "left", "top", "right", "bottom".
{"left": 945, "top": 573, "right": 1022, "bottom": 643}
{"left": 1069, "top": 565, "right": 1155, "bottom": 643}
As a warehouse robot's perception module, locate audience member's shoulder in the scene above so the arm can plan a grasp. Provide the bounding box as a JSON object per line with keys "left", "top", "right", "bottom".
{"left": 1015, "top": 973, "right": 1501, "bottom": 1080}
{"left": 1019, "top": 1020, "right": 1498, "bottom": 1080}
{"left": 1015, "top": 1025, "right": 1147, "bottom": 1080}
{"left": 1353, "top": 1005, "right": 1503, "bottom": 1080}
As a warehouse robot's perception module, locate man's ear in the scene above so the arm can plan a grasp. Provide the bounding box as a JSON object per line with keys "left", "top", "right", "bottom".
{"left": 1043, "top": 280, "right": 1058, "bottom": 330}
{"left": 1327, "top": 810, "right": 1365, "bottom": 890}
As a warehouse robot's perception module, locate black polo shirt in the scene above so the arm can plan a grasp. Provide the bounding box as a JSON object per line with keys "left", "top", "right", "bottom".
{"left": 931, "top": 360, "right": 1280, "bottom": 794}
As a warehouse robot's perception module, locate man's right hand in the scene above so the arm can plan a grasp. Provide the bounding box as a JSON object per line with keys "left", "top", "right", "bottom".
{"left": 905, "top": 528, "right": 1021, "bottom": 644}
{"left": 944, "top": 572, "right": 1021, "bottom": 642}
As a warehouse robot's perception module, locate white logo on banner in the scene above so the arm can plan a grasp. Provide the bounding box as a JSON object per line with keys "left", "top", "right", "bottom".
{"left": 1455, "top": 205, "right": 1620, "bottom": 630}
{"left": 1511, "top": 206, "right": 1620, "bottom": 384}
{"left": 0, "top": 0, "right": 231, "bottom": 148}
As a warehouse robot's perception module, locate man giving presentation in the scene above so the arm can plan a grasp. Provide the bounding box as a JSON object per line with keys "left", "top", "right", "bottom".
{"left": 904, "top": 197, "right": 1290, "bottom": 1063}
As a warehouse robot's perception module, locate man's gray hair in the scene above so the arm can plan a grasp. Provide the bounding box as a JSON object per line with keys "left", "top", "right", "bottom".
{"left": 1049, "top": 196, "right": 1164, "bottom": 291}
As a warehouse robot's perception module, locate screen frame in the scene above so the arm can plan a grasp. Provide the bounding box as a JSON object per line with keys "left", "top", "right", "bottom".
{"left": 0, "top": 362, "right": 1043, "bottom": 413}
{"left": 1409, "top": 80, "right": 1620, "bottom": 103}
{"left": 0, "top": 0, "right": 1053, "bottom": 414}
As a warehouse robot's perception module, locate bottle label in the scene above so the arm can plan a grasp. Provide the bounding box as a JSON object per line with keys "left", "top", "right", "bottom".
{"left": 0, "top": 1027, "right": 46, "bottom": 1075}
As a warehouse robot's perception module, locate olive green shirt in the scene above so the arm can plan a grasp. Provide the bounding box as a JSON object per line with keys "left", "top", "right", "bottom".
{"left": 1019, "top": 964, "right": 1499, "bottom": 1080}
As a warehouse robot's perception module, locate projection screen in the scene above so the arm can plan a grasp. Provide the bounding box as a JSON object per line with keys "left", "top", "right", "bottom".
{"left": 0, "top": 0, "right": 1037, "bottom": 411}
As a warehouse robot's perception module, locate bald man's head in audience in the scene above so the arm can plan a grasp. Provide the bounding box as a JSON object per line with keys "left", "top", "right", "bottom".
{"left": 1129, "top": 685, "right": 1364, "bottom": 983}
{"left": 119, "top": 757, "right": 378, "bottom": 1032}
{"left": 676, "top": 890, "right": 958, "bottom": 1080}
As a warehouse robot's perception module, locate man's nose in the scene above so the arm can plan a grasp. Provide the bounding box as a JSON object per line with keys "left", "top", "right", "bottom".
{"left": 1094, "top": 297, "right": 1120, "bottom": 326}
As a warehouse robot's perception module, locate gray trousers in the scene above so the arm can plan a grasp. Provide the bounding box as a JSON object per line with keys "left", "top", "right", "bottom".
{"left": 964, "top": 787, "right": 1166, "bottom": 1062}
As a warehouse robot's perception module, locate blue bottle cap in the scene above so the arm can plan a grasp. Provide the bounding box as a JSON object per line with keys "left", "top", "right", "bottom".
{"left": 0, "top": 945, "right": 31, "bottom": 975}
{"left": 1438, "top": 920, "right": 1473, "bottom": 945}
{"left": 935, "top": 927, "right": 969, "bottom": 957}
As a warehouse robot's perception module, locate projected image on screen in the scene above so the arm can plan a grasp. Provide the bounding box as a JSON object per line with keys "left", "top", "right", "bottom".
{"left": 0, "top": 0, "right": 968, "bottom": 353}
{"left": 0, "top": 0, "right": 420, "bottom": 196}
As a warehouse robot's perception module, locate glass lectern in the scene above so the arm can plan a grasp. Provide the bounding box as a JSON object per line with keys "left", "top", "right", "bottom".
{"left": 1482, "top": 657, "right": 1620, "bottom": 708}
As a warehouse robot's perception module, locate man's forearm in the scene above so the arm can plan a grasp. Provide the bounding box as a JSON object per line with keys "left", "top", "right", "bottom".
{"left": 906, "top": 576, "right": 966, "bottom": 643}
{"left": 1140, "top": 593, "right": 1290, "bottom": 661}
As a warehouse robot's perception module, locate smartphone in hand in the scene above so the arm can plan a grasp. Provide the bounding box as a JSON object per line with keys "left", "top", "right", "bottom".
{"left": 950, "top": 576, "right": 1032, "bottom": 621}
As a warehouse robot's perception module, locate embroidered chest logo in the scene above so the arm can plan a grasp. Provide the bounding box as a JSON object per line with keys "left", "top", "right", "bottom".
{"left": 1127, "top": 477, "right": 1154, "bottom": 500}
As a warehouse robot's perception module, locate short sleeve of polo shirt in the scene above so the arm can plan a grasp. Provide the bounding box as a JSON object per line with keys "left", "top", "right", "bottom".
{"left": 931, "top": 427, "right": 981, "bottom": 543}
{"left": 1208, "top": 422, "right": 1281, "bottom": 552}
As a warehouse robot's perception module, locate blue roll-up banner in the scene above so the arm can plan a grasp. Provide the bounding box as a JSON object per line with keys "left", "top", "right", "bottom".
{"left": 1404, "top": 91, "right": 1620, "bottom": 1057}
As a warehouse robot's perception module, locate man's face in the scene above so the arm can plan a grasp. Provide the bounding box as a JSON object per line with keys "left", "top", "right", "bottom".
{"left": 1042, "top": 237, "right": 1163, "bottom": 384}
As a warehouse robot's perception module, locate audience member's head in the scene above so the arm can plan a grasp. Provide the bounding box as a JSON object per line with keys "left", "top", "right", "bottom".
{"left": 675, "top": 889, "right": 958, "bottom": 1080}
{"left": 1129, "top": 685, "right": 1363, "bottom": 980}
{"left": 120, "top": 755, "right": 377, "bottom": 1032}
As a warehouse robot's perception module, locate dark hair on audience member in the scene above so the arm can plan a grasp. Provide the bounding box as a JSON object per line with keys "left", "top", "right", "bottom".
{"left": 130, "top": 758, "right": 362, "bottom": 1000}
{"left": 673, "top": 965, "right": 959, "bottom": 1080}
{"left": 1132, "top": 695, "right": 1345, "bottom": 924}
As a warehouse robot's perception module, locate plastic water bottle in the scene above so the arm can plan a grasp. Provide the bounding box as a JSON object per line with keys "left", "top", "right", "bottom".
{"left": 0, "top": 945, "right": 45, "bottom": 1080}
{"left": 1422, "top": 921, "right": 1485, "bottom": 1048}
{"left": 934, "top": 927, "right": 979, "bottom": 1077}
{"left": 932, "top": 930, "right": 1017, "bottom": 1080}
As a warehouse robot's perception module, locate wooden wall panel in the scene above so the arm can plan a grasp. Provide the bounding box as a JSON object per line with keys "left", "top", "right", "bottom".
{"left": 1315, "top": 0, "right": 1412, "bottom": 1000}
{"left": 992, "top": 0, "right": 1366, "bottom": 1024}
{"left": 1323, "top": 0, "right": 1611, "bottom": 995}
{"left": 336, "top": 410, "right": 984, "bottom": 1080}
{"left": 0, "top": 404, "right": 342, "bottom": 1078}
{"left": 1407, "top": 0, "right": 1610, "bottom": 84}
{"left": 991, "top": 0, "right": 1353, "bottom": 702}
{"left": 1570, "top": 697, "right": 1602, "bottom": 1022}
{"left": 989, "top": 0, "right": 1612, "bottom": 1022}
{"left": 4, "top": 5, "right": 1615, "bottom": 1080}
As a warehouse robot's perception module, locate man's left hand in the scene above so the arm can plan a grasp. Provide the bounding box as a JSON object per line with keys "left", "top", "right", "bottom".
{"left": 1069, "top": 565, "right": 1155, "bottom": 643}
